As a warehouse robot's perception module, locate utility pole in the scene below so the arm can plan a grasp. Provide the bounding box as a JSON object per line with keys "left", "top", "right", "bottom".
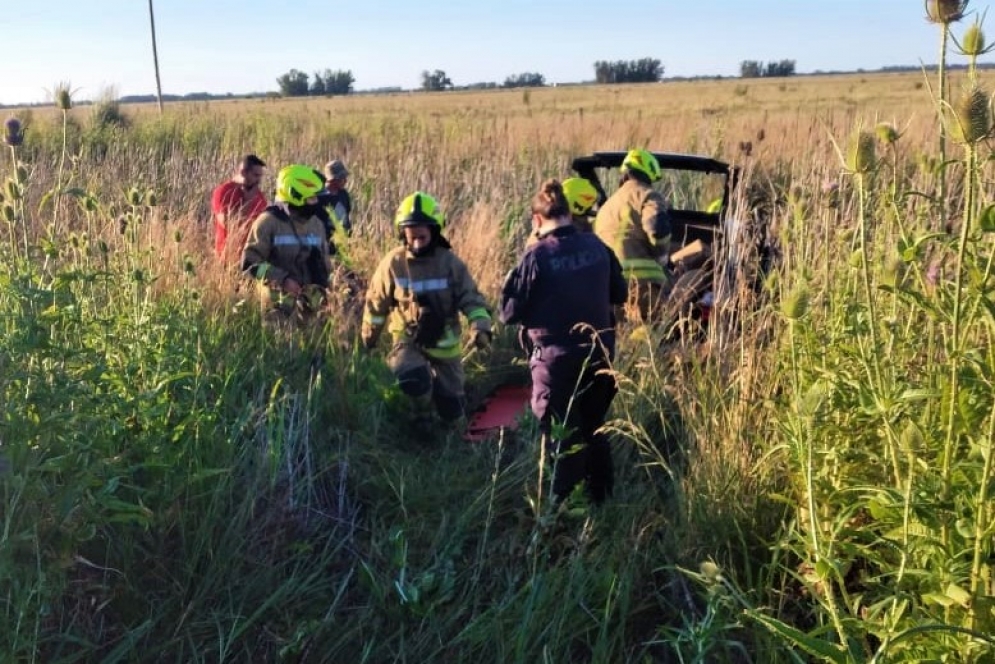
{"left": 148, "top": 0, "right": 163, "bottom": 114}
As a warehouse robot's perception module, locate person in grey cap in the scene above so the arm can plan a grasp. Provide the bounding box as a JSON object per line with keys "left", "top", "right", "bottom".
{"left": 317, "top": 159, "right": 353, "bottom": 236}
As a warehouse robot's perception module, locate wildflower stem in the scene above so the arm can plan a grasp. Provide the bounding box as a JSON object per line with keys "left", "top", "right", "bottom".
{"left": 54, "top": 108, "right": 69, "bottom": 235}
{"left": 937, "top": 21, "right": 951, "bottom": 232}
{"left": 941, "top": 141, "right": 976, "bottom": 561}
{"left": 969, "top": 328, "right": 995, "bottom": 630}
{"left": 9, "top": 145, "right": 27, "bottom": 261}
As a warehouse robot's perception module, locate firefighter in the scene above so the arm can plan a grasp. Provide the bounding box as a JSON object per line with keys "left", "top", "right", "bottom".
{"left": 500, "top": 179, "right": 627, "bottom": 504}
{"left": 594, "top": 148, "right": 672, "bottom": 322}
{"left": 525, "top": 176, "right": 600, "bottom": 249}
{"left": 361, "top": 192, "right": 492, "bottom": 437}
{"left": 241, "top": 164, "right": 331, "bottom": 318}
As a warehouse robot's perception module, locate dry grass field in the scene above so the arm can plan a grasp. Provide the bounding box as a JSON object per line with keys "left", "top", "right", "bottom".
{"left": 4, "top": 60, "right": 995, "bottom": 661}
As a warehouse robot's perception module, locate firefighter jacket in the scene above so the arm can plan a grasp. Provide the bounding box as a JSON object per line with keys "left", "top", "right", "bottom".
{"left": 593, "top": 178, "right": 672, "bottom": 285}
{"left": 500, "top": 225, "right": 627, "bottom": 355}
{"left": 362, "top": 244, "right": 492, "bottom": 360}
{"left": 241, "top": 204, "right": 330, "bottom": 288}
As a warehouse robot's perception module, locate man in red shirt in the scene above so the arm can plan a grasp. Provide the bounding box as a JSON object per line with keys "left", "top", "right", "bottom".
{"left": 211, "top": 154, "right": 267, "bottom": 263}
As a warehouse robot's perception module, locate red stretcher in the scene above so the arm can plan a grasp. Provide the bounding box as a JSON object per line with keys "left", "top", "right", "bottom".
{"left": 463, "top": 383, "right": 532, "bottom": 441}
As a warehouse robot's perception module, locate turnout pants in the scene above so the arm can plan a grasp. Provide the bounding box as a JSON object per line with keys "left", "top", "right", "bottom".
{"left": 529, "top": 344, "right": 617, "bottom": 503}
{"left": 387, "top": 343, "right": 466, "bottom": 422}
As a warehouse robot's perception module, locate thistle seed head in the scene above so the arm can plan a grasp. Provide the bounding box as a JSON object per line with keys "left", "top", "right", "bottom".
{"left": 926, "top": 0, "right": 969, "bottom": 24}
{"left": 3, "top": 117, "right": 23, "bottom": 147}
{"left": 782, "top": 283, "right": 810, "bottom": 320}
{"left": 953, "top": 86, "right": 992, "bottom": 144}
{"left": 875, "top": 122, "right": 901, "bottom": 145}
{"left": 52, "top": 81, "right": 74, "bottom": 111}
{"left": 4, "top": 178, "right": 21, "bottom": 202}
{"left": 960, "top": 22, "right": 986, "bottom": 55}
{"left": 846, "top": 130, "right": 876, "bottom": 173}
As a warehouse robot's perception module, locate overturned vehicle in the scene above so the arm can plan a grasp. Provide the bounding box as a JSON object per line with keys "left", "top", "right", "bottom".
{"left": 570, "top": 151, "right": 773, "bottom": 336}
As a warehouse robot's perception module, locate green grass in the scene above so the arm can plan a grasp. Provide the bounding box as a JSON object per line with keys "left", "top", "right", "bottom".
{"left": 3, "top": 38, "right": 995, "bottom": 660}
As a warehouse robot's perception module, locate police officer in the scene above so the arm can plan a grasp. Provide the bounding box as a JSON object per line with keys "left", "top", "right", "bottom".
{"left": 241, "top": 164, "right": 331, "bottom": 317}
{"left": 362, "top": 192, "right": 492, "bottom": 438}
{"left": 525, "top": 176, "right": 600, "bottom": 249}
{"left": 500, "top": 179, "right": 627, "bottom": 504}
{"left": 594, "top": 149, "right": 672, "bottom": 322}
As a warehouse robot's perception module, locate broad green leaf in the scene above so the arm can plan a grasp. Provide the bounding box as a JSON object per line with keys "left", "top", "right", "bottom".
{"left": 745, "top": 610, "right": 849, "bottom": 663}
{"left": 945, "top": 583, "right": 972, "bottom": 607}
{"left": 979, "top": 204, "right": 995, "bottom": 232}
{"left": 922, "top": 592, "right": 956, "bottom": 607}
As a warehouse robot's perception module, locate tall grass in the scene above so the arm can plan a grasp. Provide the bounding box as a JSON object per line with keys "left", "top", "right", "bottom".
{"left": 2, "top": 48, "right": 995, "bottom": 661}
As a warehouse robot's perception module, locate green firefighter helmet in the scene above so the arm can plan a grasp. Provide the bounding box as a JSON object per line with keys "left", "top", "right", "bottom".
{"left": 394, "top": 191, "right": 446, "bottom": 232}
{"left": 275, "top": 164, "right": 324, "bottom": 206}
{"left": 621, "top": 148, "right": 662, "bottom": 183}
{"left": 561, "top": 177, "right": 599, "bottom": 216}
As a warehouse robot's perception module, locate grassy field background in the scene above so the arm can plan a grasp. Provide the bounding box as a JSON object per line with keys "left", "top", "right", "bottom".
{"left": 2, "top": 59, "right": 995, "bottom": 662}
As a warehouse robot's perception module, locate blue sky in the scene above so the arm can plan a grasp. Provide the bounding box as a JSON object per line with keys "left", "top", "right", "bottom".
{"left": 0, "top": 0, "right": 987, "bottom": 105}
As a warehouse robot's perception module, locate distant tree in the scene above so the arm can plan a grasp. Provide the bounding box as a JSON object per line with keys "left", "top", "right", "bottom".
{"left": 739, "top": 60, "right": 762, "bottom": 78}
{"left": 310, "top": 71, "right": 326, "bottom": 96}
{"left": 593, "top": 58, "right": 663, "bottom": 84}
{"left": 324, "top": 69, "right": 355, "bottom": 95}
{"left": 766, "top": 59, "right": 796, "bottom": 77}
{"left": 503, "top": 72, "right": 546, "bottom": 88}
{"left": 739, "top": 59, "right": 795, "bottom": 78}
{"left": 421, "top": 69, "right": 453, "bottom": 91}
{"left": 276, "top": 69, "right": 310, "bottom": 96}
{"left": 306, "top": 69, "right": 354, "bottom": 96}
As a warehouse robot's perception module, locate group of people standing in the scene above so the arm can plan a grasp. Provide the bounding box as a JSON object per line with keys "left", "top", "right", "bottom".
{"left": 210, "top": 148, "right": 674, "bottom": 505}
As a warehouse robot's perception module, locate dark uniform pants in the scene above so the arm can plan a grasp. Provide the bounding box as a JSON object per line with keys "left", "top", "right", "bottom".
{"left": 529, "top": 344, "right": 617, "bottom": 503}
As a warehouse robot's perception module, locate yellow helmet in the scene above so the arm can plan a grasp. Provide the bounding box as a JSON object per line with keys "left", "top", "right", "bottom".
{"left": 275, "top": 165, "right": 324, "bottom": 206}
{"left": 621, "top": 149, "right": 662, "bottom": 183}
{"left": 561, "top": 177, "right": 599, "bottom": 216}
{"left": 394, "top": 191, "right": 445, "bottom": 231}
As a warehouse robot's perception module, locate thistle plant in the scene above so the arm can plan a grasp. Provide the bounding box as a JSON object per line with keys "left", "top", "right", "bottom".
{"left": 953, "top": 17, "right": 993, "bottom": 83}
{"left": 845, "top": 130, "right": 881, "bottom": 352}
{"left": 49, "top": 81, "right": 76, "bottom": 235}
{"left": 875, "top": 121, "right": 903, "bottom": 196}
{"left": 941, "top": 86, "right": 991, "bottom": 549}
{"left": 925, "top": 0, "right": 970, "bottom": 231}
{"left": 3, "top": 117, "right": 27, "bottom": 259}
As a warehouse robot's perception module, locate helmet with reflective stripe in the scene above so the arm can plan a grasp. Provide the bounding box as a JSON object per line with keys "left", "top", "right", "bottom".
{"left": 561, "top": 177, "right": 599, "bottom": 216}
{"left": 276, "top": 165, "right": 324, "bottom": 206}
{"left": 621, "top": 148, "right": 662, "bottom": 183}
{"left": 394, "top": 191, "right": 446, "bottom": 232}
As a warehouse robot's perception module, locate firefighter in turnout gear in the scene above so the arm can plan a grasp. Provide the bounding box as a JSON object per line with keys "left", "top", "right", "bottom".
{"left": 362, "top": 192, "right": 492, "bottom": 438}
{"left": 593, "top": 149, "right": 672, "bottom": 322}
{"left": 241, "top": 164, "right": 332, "bottom": 318}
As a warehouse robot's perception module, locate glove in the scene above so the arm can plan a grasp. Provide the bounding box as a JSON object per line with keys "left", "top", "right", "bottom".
{"left": 471, "top": 329, "right": 492, "bottom": 350}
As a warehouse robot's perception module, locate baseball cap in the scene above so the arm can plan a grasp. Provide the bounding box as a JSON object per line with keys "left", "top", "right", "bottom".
{"left": 324, "top": 159, "right": 349, "bottom": 181}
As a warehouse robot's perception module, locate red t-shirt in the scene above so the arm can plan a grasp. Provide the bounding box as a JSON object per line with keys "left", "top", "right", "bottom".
{"left": 211, "top": 181, "right": 267, "bottom": 259}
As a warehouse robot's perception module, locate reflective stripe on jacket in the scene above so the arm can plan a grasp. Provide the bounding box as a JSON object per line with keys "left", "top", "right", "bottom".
{"left": 241, "top": 206, "right": 330, "bottom": 287}
{"left": 363, "top": 245, "right": 491, "bottom": 357}
{"left": 594, "top": 179, "right": 671, "bottom": 284}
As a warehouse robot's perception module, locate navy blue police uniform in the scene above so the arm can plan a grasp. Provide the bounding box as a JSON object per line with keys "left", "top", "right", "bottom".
{"left": 499, "top": 225, "right": 627, "bottom": 503}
